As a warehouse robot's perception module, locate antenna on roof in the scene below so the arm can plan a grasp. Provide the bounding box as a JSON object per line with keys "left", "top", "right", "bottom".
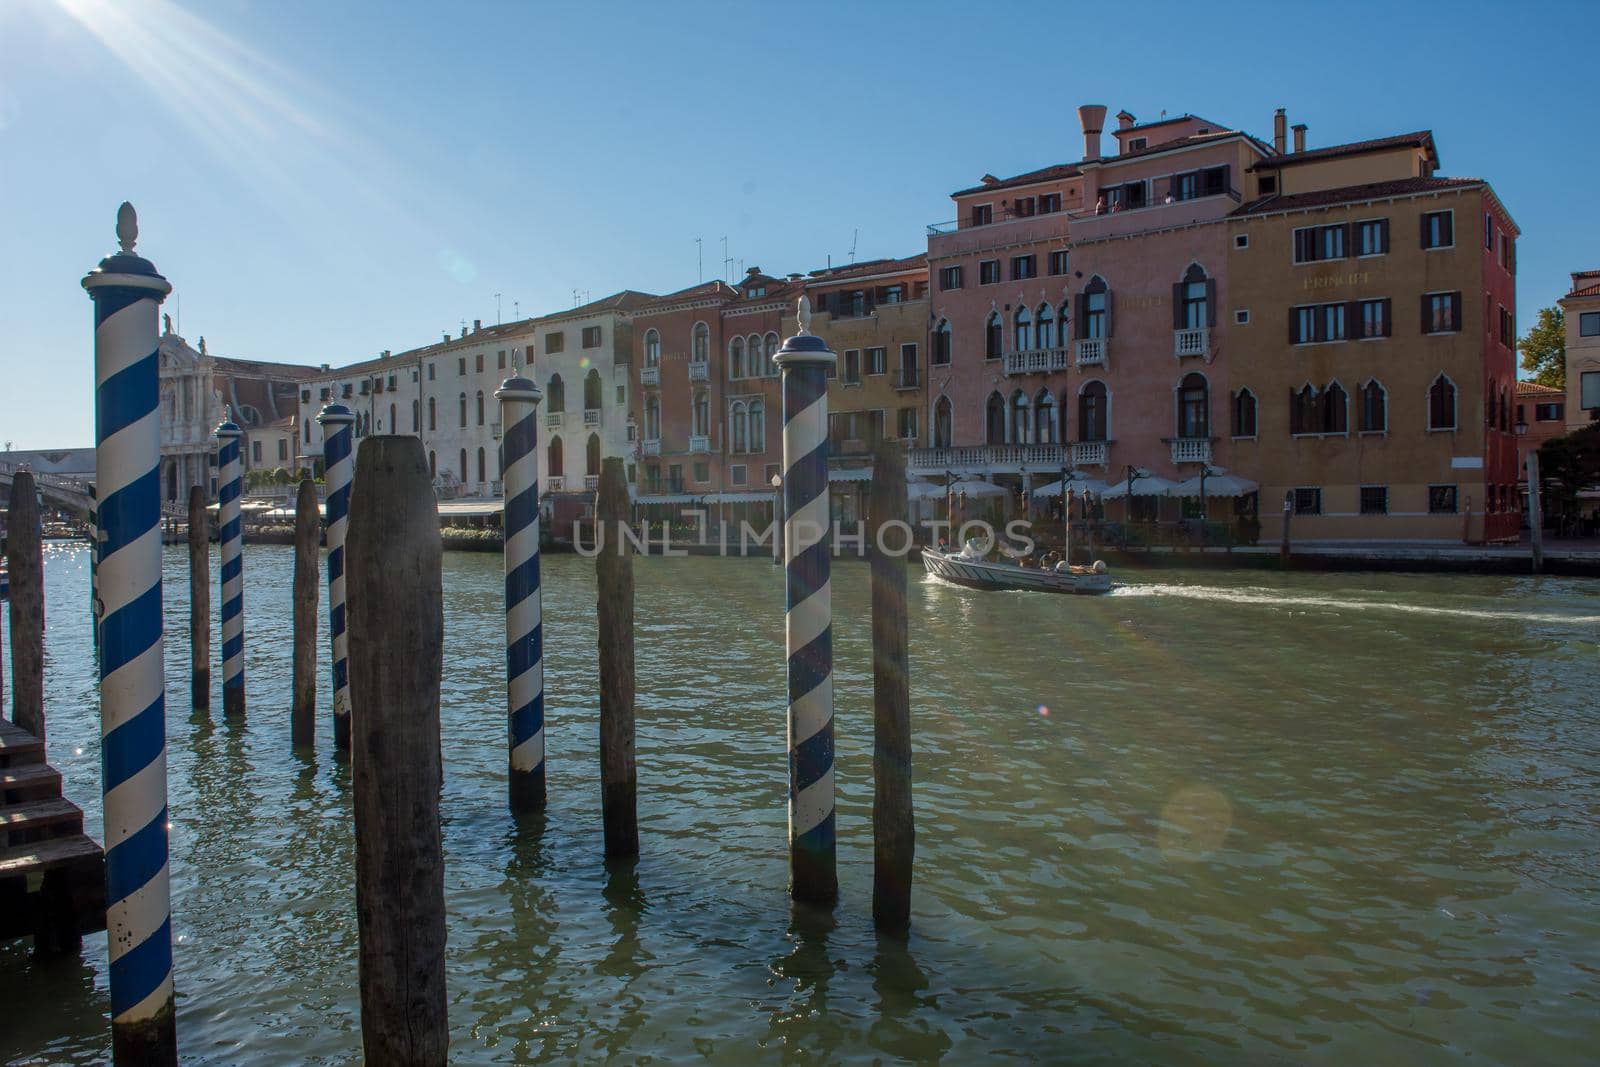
{"left": 721, "top": 236, "right": 731, "bottom": 283}
{"left": 695, "top": 237, "right": 703, "bottom": 283}
{"left": 514, "top": 300, "right": 519, "bottom": 319}
{"left": 849, "top": 229, "right": 859, "bottom": 264}
{"left": 494, "top": 292, "right": 502, "bottom": 325}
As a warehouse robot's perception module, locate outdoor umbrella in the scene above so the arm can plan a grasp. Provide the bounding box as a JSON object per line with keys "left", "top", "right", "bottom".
{"left": 948, "top": 478, "right": 1008, "bottom": 498}
{"left": 1030, "top": 476, "right": 1109, "bottom": 499}
{"left": 1100, "top": 475, "right": 1179, "bottom": 500}
{"left": 1171, "top": 468, "right": 1259, "bottom": 497}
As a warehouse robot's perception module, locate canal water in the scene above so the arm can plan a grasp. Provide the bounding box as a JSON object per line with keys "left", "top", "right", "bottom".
{"left": 2, "top": 543, "right": 1598, "bottom": 1064}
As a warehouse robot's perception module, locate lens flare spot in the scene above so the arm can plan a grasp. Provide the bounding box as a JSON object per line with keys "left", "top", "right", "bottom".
{"left": 579, "top": 357, "right": 591, "bottom": 370}
{"left": 1157, "top": 785, "right": 1232, "bottom": 862}
{"left": 1036, "top": 704, "right": 1049, "bottom": 717}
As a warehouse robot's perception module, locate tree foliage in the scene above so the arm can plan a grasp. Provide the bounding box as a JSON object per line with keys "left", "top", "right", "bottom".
{"left": 1518, "top": 306, "right": 1566, "bottom": 390}
{"left": 1538, "top": 422, "right": 1600, "bottom": 516}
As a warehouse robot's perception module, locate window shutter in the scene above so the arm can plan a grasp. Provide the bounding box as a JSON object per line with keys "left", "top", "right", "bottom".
{"left": 1172, "top": 283, "right": 1186, "bottom": 329}
{"left": 1420, "top": 294, "right": 1433, "bottom": 334}
{"left": 1289, "top": 307, "right": 1299, "bottom": 345}
{"left": 1379, "top": 218, "right": 1390, "bottom": 253}
{"left": 1205, "top": 279, "right": 1217, "bottom": 327}
{"left": 1450, "top": 291, "right": 1462, "bottom": 331}
{"left": 1338, "top": 223, "right": 1352, "bottom": 258}
{"left": 1104, "top": 289, "right": 1114, "bottom": 337}
{"left": 1382, "top": 298, "right": 1393, "bottom": 337}
{"left": 1442, "top": 213, "right": 1453, "bottom": 247}
{"left": 1346, "top": 301, "right": 1360, "bottom": 339}
{"left": 1076, "top": 292, "right": 1087, "bottom": 331}
{"left": 1420, "top": 213, "right": 1430, "bottom": 248}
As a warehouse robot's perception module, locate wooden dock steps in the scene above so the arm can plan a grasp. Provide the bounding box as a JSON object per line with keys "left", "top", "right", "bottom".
{"left": 0, "top": 719, "right": 106, "bottom": 953}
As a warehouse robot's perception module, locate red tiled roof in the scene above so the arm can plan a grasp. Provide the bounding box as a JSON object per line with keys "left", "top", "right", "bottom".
{"left": 804, "top": 254, "right": 927, "bottom": 284}
{"left": 1516, "top": 380, "right": 1564, "bottom": 397}
{"left": 951, "top": 163, "right": 1082, "bottom": 198}
{"left": 639, "top": 280, "right": 736, "bottom": 310}
{"left": 1230, "top": 176, "right": 1483, "bottom": 217}
{"left": 1118, "top": 113, "right": 1227, "bottom": 136}
{"left": 1568, "top": 283, "right": 1600, "bottom": 299}
{"left": 1248, "top": 130, "right": 1436, "bottom": 171}
{"left": 950, "top": 129, "right": 1263, "bottom": 198}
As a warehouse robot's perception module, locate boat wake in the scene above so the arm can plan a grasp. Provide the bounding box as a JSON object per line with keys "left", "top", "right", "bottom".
{"left": 1108, "top": 583, "right": 1600, "bottom": 626}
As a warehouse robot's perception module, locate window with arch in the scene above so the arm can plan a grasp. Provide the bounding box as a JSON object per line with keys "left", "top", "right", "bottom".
{"left": 459, "top": 448, "right": 467, "bottom": 481}
{"left": 458, "top": 393, "right": 467, "bottom": 428}
{"left": 730, "top": 401, "right": 749, "bottom": 453}
{"left": 692, "top": 322, "right": 710, "bottom": 363}
{"left": 1057, "top": 389, "right": 1071, "bottom": 442}
{"left": 1428, "top": 374, "right": 1456, "bottom": 430}
{"left": 1290, "top": 384, "right": 1319, "bottom": 435}
{"left": 586, "top": 433, "right": 601, "bottom": 476}
{"left": 644, "top": 328, "right": 661, "bottom": 366}
{"left": 412, "top": 399, "right": 419, "bottom": 433}
{"left": 1014, "top": 306, "right": 1033, "bottom": 353}
{"left": 1174, "top": 264, "right": 1215, "bottom": 330}
{"left": 692, "top": 392, "right": 709, "bottom": 436}
{"left": 1498, "top": 386, "right": 1509, "bottom": 432}
{"left": 1011, "top": 389, "right": 1031, "bottom": 444}
{"left": 1232, "top": 388, "right": 1258, "bottom": 437}
{"left": 477, "top": 447, "right": 486, "bottom": 483}
{"left": 1035, "top": 389, "right": 1056, "bottom": 443}
{"left": 1079, "top": 277, "right": 1110, "bottom": 338}
{"left": 644, "top": 394, "right": 660, "bottom": 439}
{"left": 428, "top": 396, "right": 436, "bottom": 431}
{"left": 986, "top": 312, "right": 1003, "bottom": 359}
{"left": 749, "top": 399, "right": 765, "bottom": 452}
{"left": 584, "top": 369, "right": 602, "bottom": 411}
{"left": 932, "top": 319, "right": 952, "bottom": 365}
{"left": 1037, "top": 304, "right": 1055, "bottom": 349}
{"left": 730, "top": 337, "right": 746, "bottom": 380}
{"left": 764, "top": 333, "right": 780, "bottom": 376}
{"left": 1321, "top": 381, "right": 1348, "bottom": 434}
{"left": 747, "top": 335, "right": 763, "bottom": 378}
{"left": 933, "top": 396, "right": 953, "bottom": 448}
{"left": 428, "top": 450, "right": 436, "bottom": 478}
{"left": 1178, "top": 373, "right": 1209, "bottom": 438}
{"left": 547, "top": 374, "right": 565, "bottom": 412}
{"left": 985, "top": 391, "right": 1007, "bottom": 444}
{"left": 1360, "top": 380, "right": 1387, "bottom": 432}
{"left": 548, "top": 435, "right": 564, "bottom": 477}
{"left": 389, "top": 403, "right": 396, "bottom": 434}
{"left": 476, "top": 390, "right": 485, "bottom": 426}
{"left": 1079, "top": 381, "right": 1108, "bottom": 441}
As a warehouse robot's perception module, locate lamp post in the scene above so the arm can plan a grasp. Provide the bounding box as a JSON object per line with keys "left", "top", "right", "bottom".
{"left": 771, "top": 471, "right": 783, "bottom": 564}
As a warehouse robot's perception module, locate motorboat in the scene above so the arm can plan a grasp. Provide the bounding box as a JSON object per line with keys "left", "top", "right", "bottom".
{"left": 921, "top": 539, "right": 1112, "bottom": 595}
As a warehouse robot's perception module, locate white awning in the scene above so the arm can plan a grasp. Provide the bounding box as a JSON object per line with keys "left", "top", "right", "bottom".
{"left": 1171, "top": 468, "right": 1259, "bottom": 497}
{"left": 437, "top": 500, "right": 502, "bottom": 517}
{"left": 1031, "top": 477, "right": 1110, "bottom": 498}
{"left": 948, "top": 478, "right": 1008, "bottom": 498}
{"left": 829, "top": 467, "right": 874, "bottom": 482}
{"left": 1101, "top": 475, "right": 1181, "bottom": 499}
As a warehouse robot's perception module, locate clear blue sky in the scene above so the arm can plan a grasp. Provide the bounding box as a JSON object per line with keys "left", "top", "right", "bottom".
{"left": 1, "top": 0, "right": 1594, "bottom": 448}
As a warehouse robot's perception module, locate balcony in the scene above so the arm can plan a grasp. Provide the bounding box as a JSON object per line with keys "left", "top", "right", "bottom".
{"left": 1003, "top": 348, "right": 1070, "bottom": 376}
{"left": 584, "top": 408, "right": 601, "bottom": 428}
{"left": 1169, "top": 437, "right": 1212, "bottom": 465}
{"left": 688, "top": 361, "right": 709, "bottom": 382}
{"left": 907, "top": 443, "right": 1065, "bottom": 474}
{"left": 641, "top": 437, "right": 661, "bottom": 456}
{"left": 640, "top": 365, "right": 660, "bottom": 387}
{"left": 490, "top": 479, "right": 503, "bottom": 496}
{"left": 547, "top": 475, "right": 564, "bottom": 491}
{"left": 584, "top": 475, "right": 600, "bottom": 491}
{"left": 1071, "top": 441, "right": 1108, "bottom": 468}
{"left": 1075, "top": 339, "right": 1108, "bottom": 368}
{"left": 490, "top": 420, "right": 502, "bottom": 441}
{"left": 896, "top": 370, "right": 921, "bottom": 391}
{"left": 689, "top": 434, "right": 711, "bottom": 453}
{"left": 546, "top": 411, "right": 564, "bottom": 430}
{"left": 1174, "top": 327, "right": 1210, "bottom": 361}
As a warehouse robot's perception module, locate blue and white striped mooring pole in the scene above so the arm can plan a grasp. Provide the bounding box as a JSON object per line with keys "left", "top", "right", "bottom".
{"left": 215, "top": 419, "right": 246, "bottom": 718}
{"left": 316, "top": 403, "right": 356, "bottom": 753}
{"left": 495, "top": 374, "right": 546, "bottom": 812}
{"left": 82, "top": 202, "right": 178, "bottom": 1063}
{"left": 775, "top": 296, "right": 838, "bottom": 906}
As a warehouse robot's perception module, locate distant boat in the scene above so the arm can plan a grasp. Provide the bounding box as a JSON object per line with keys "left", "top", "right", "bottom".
{"left": 1, "top": 564, "right": 8, "bottom": 600}
{"left": 922, "top": 540, "right": 1113, "bottom": 595}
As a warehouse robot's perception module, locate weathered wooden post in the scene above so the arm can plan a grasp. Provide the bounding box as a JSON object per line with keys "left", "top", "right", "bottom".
{"left": 187, "top": 485, "right": 209, "bottom": 711}
{"left": 215, "top": 419, "right": 246, "bottom": 717}
{"left": 1461, "top": 494, "right": 1474, "bottom": 544}
{"left": 1279, "top": 489, "right": 1293, "bottom": 564}
{"left": 1527, "top": 449, "right": 1544, "bottom": 574}
{"left": 595, "top": 457, "right": 638, "bottom": 858}
{"left": 494, "top": 375, "right": 546, "bottom": 812}
{"left": 775, "top": 296, "right": 837, "bottom": 907}
{"left": 869, "top": 442, "right": 913, "bottom": 933}
{"left": 8, "top": 470, "right": 45, "bottom": 740}
{"left": 317, "top": 403, "right": 356, "bottom": 754}
{"left": 82, "top": 202, "right": 177, "bottom": 1063}
{"left": 291, "top": 478, "right": 319, "bottom": 747}
{"left": 345, "top": 435, "right": 448, "bottom": 1065}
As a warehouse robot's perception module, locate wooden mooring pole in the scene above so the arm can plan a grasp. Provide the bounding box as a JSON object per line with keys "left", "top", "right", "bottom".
{"left": 291, "top": 478, "right": 318, "bottom": 747}
{"left": 1279, "top": 490, "right": 1293, "bottom": 565}
{"left": 187, "top": 485, "right": 210, "bottom": 711}
{"left": 595, "top": 457, "right": 639, "bottom": 858}
{"left": 215, "top": 420, "right": 246, "bottom": 718}
{"left": 1527, "top": 449, "right": 1545, "bottom": 574}
{"left": 869, "top": 442, "right": 914, "bottom": 933}
{"left": 346, "top": 436, "right": 448, "bottom": 1066}
{"left": 495, "top": 376, "right": 546, "bottom": 813}
{"left": 8, "top": 470, "right": 45, "bottom": 741}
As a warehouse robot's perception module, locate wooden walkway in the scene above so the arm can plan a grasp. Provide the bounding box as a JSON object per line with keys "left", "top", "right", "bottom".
{"left": 0, "top": 719, "right": 105, "bottom": 953}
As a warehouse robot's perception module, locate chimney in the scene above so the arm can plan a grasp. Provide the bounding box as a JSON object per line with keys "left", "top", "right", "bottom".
{"left": 443, "top": 332, "right": 450, "bottom": 343}
{"left": 473, "top": 319, "right": 482, "bottom": 333}
{"left": 1116, "top": 109, "right": 1135, "bottom": 130}
{"left": 1077, "top": 104, "right": 1107, "bottom": 160}
{"left": 1273, "top": 108, "right": 1287, "bottom": 154}
{"left": 1292, "top": 123, "right": 1307, "bottom": 153}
